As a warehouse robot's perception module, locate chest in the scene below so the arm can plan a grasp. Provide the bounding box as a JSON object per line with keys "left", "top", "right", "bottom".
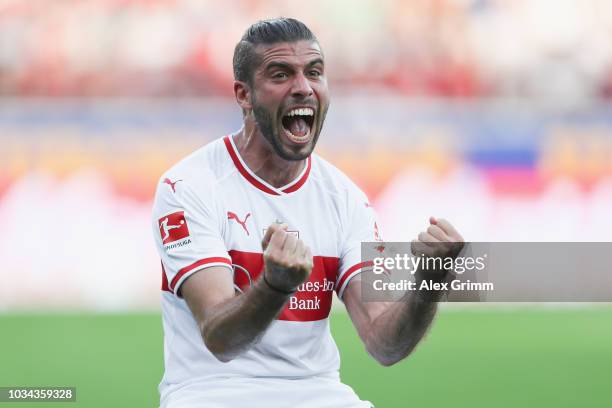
{"left": 221, "top": 182, "right": 344, "bottom": 256}
{"left": 219, "top": 182, "right": 346, "bottom": 321}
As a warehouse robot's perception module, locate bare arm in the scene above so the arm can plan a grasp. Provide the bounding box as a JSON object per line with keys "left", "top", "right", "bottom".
{"left": 343, "top": 217, "right": 463, "bottom": 366}
{"left": 343, "top": 277, "right": 441, "bottom": 366}
{"left": 181, "top": 223, "right": 313, "bottom": 362}
{"left": 181, "top": 266, "right": 290, "bottom": 362}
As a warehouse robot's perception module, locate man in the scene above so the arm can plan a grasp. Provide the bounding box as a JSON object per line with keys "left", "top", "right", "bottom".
{"left": 152, "top": 18, "right": 463, "bottom": 408}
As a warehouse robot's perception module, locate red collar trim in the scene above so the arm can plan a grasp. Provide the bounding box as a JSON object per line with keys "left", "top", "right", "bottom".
{"left": 223, "top": 135, "right": 311, "bottom": 195}
{"left": 282, "top": 156, "right": 311, "bottom": 193}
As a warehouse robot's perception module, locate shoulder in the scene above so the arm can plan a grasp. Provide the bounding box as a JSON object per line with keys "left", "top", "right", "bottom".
{"left": 311, "top": 153, "right": 370, "bottom": 204}
{"left": 154, "top": 137, "right": 234, "bottom": 207}
{"left": 160, "top": 137, "right": 234, "bottom": 188}
{"left": 166, "top": 137, "right": 233, "bottom": 182}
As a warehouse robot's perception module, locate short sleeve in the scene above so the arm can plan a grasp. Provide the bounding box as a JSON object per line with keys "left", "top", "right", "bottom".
{"left": 152, "top": 175, "right": 231, "bottom": 296}
{"left": 335, "top": 194, "right": 381, "bottom": 300}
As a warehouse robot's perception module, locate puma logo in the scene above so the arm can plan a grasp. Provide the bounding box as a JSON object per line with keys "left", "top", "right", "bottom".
{"left": 163, "top": 178, "right": 183, "bottom": 193}
{"left": 228, "top": 211, "right": 251, "bottom": 236}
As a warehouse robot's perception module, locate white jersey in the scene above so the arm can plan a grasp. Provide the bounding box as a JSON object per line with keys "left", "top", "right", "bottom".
{"left": 152, "top": 135, "right": 379, "bottom": 407}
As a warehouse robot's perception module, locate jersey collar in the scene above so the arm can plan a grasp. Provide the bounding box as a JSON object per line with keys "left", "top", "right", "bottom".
{"left": 223, "top": 135, "right": 311, "bottom": 196}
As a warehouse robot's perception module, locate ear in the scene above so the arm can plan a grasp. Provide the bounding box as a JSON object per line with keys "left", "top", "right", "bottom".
{"left": 234, "top": 81, "right": 252, "bottom": 112}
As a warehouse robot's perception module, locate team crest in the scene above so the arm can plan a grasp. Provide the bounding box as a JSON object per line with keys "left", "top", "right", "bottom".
{"left": 263, "top": 219, "right": 299, "bottom": 238}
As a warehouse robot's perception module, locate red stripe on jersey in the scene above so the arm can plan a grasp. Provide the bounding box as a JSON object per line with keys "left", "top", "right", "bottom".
{"left": 335, "top": 261, "right": 374, "bottom": 296}
{"left": 223, "top": 135, "right": 311, "bottom": 195}
{"left": 170, "top": 257, "right": 232, "bottom": 292}
{"left": 223, "top": 136, "right": 280, "bottom": 195}
{"left": 229, "top": 250, "right": 339, "bottom": 322}
{"left": 282, "top": 156, "right": 311, "bottom": 193}
{"left": 161, "top": 261, "right": 171, "bottom": 293}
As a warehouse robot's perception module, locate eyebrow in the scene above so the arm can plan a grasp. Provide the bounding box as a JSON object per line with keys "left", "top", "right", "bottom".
{"left": 305, "top": 58, "right": 324, "bottom": 68}
{"left": 265, "top": 61, "right": 294, "bottom": 72}
{"left": 264, "top": 58, "right": 325, "bottom": 72}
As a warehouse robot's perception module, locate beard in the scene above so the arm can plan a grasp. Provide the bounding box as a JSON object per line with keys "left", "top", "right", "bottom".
{"left": 251, "top": 94, "right": 327, "bottom": 161}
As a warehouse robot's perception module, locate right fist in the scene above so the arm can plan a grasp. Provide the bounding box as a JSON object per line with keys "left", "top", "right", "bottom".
{"left": 261, "top": 223, "right": 313, "bottom": 293}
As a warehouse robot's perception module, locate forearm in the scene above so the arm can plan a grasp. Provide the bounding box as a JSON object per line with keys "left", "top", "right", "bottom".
{"left": 200, "top": 279, "right": 290, "bottom": 362}
{"left": 365, "top": 291, "right": 440, "bottom": 366}
{"left": 347, "top": 217, "right": 463, "bottom": 366}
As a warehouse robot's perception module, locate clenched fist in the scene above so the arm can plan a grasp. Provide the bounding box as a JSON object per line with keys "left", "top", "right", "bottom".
{"left": 411, "top": 217, "right": 464, "bottom": 299}
{"left": 261, "top": 223, "right": 313, "bottom": 294}
{"left": 411, "top": 217, "right": 464, "bottom": 260}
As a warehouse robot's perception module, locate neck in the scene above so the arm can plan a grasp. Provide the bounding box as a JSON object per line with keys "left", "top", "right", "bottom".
{"left": 233, "top": 122, "right": 306, "bottom": 189}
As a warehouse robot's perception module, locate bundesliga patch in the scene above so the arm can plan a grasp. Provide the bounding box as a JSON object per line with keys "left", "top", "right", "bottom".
{"left": 159, "top": 211, "right": 190, "bottom": 245}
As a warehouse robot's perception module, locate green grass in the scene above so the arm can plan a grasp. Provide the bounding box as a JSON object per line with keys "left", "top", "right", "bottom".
{"left": 335, "top": 307, "right": 612, "bottom": 408}
{"left": 0, "top": 308, "right": 610, "bottom": 407}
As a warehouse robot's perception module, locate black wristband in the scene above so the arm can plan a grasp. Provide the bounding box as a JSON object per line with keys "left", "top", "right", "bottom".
{"left": 263, "top": 273, "right": 296, "bottom": 295}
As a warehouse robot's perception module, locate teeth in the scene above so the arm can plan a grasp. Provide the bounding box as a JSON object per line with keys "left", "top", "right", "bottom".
{"left": 285, "top": 127, "right": 311, "bottom": 142}
{"left": 286, "top": 107, "right": 314, "bottom": 117}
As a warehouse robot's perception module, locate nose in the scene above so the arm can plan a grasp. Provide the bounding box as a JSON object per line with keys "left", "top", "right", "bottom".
{"left": 291, "top": 72, "right": 313, "bottom": 98}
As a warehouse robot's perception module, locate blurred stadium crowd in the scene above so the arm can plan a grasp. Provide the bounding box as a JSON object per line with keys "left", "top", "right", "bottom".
{"left": 2, "top": 0, "right": 612, "bottom": 101}
{"left": 1, "top": 0, "right": 612, "bottom": 310}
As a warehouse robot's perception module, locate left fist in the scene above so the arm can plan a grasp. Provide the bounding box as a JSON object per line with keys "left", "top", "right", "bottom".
{"left": 411, "top": 217, "right": 464, "bottom": 260}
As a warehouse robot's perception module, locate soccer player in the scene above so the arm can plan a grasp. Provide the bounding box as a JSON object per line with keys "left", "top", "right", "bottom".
{"left": 152, "top": 18, "right": 463, "bottom": 408}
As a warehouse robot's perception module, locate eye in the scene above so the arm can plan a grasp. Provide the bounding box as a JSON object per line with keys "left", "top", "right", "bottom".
{"left": 273, "top": 72, "right": 288, "bottom": 79}
{"left": 308, "top": 70, "right": 321, "bottom": 77}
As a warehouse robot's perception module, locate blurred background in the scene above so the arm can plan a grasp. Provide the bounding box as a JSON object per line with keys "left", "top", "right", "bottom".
{"left": 1, "top": 1, "right": 611, "bottom": 407}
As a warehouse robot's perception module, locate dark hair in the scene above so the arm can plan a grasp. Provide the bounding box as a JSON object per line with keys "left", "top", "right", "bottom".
{"left": 233, "top": 18, "right": 318, "bottom": 85}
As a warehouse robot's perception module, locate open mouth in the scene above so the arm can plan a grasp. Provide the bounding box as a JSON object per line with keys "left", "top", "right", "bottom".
{"left": 281, "top": 107, "right": 315, "bottom": 144}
